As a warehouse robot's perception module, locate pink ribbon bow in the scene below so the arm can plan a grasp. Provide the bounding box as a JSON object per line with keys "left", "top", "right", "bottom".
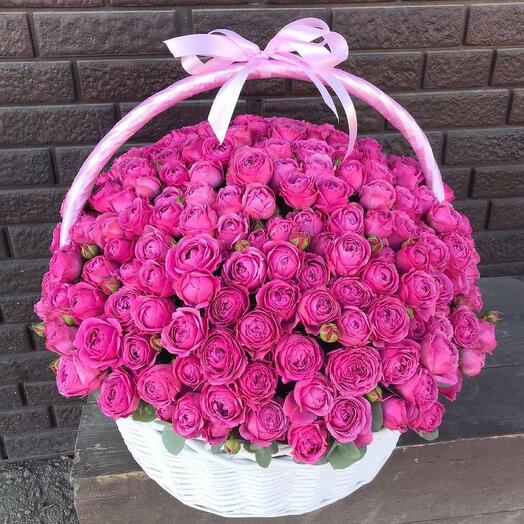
{"left": 164, "top": 18, "right": 357, "bottom": 156}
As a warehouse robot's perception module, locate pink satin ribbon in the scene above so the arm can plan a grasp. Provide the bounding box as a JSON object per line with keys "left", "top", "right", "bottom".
{"left": 164, "top": 18, "right": 358, "bottom": 156}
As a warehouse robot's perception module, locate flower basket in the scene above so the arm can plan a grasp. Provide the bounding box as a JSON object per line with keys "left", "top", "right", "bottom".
{"left": 35, "top": 19, "right": 499, "bottom": 518}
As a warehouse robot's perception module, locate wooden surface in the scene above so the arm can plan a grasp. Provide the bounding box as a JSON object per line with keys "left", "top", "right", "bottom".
{"left": 72, "top": 276, "right": 524, "bottom": 523}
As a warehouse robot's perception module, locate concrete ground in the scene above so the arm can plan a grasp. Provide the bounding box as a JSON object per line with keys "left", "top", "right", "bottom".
{"left": 0, "top": 456, "right": 78, "bottom": 524}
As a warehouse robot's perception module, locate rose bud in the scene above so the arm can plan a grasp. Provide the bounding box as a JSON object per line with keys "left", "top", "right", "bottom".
{"left": 224, "top": 435, "right": 241, "bottom": 455}
{"left": 31, "top": 322, "right": 45, "bottom": 338}
{"left": 81, "top": 244, "right": 99, "bottom": 260}
{"left": 289, "top": 230, "right": 310, "bottom": 250}
{"left": 366, "top": 386, "right": 383, "bottom": 403}
{"left": 483, "top": 310, "right": 501, "bottom": 324}
{"left": 319, "top": 322, "right": 339, "bottom": 343}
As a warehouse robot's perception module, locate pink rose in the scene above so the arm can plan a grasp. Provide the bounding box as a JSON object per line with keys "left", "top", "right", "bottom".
{"left": 137, "top": 260, "right": 173, "bottom": 297}
{"left": 442, "top": 233, "right": 473, "bottom": 275}
{"left": 71, "top": 213, "right": 96, "bottom": 245}
{"left": 248, "top": 228, "right": 269, "bottom": 250}
{"left": 226, "top": 146, "right": 273, "bottom": 186}
{"left": 395, "top": 186, "right": 422, "bottom": 217}
{"left": 165, "top": 233, "right": 221, "bottom": 279}
{"left": 327, "top": 203, "right": 364, "bottom": 235}
{"left": 237, "top": 361, "right": 277, "bottom": 408}
{"left": 396, "top": 243, "right": 430, "bottom": 272}
{"left": 44, "top": 320, "right": 77, "bottom": 356}
{"left": 337, "top": 307, "right": 371, "bottom": 347}
{"left": 399, "top": 270, "right": 439, "bottom": 322}
{"left": 161, "top": 307, "right": 207, "bottom": 356}
{"left": 315, "top": 175, "right": 352, "bottom": 212}
{"left": 134, "top": 226, "right": 172, "bottom": 263}
{"left": 310, "top": 232, "right": 335, "bottom": 257}
{"left": 159, "top": 158, "right": 189, "bottom": 187}
{"left": 121, "top": 333, "right": 156, "bottom": 372}
{"left": 118, "top": 259, "right": 141, "bottom": 287}
{"left": 267, "top": 216, "right": 297, "bottom": 242}
{"left": 207, "top": 285, "right": 249, "bottom": 326}
{"left": 288, "top": 422, "right": 328, "bottom": 464}
{"left": 174, "top": 270, "right": 219, "bottom": 308}
{"left": 214, "top": 185, "right": 243, "bottom": 216}
{"left": 414, "top": 185, "right": 437, "bottom": 214}
{"left": 185, "top": 181, "right": 216, "bottom": 206}
{"left": 82, "top": 256, "right": 119, "bottom": 294}
{"left": 265, "top": 241, "right": 302, "bottom": 281}
{"left": 264, "top": 137, "right": 292, "bottom": 160}
{"left": 104, "top": 238, "right": 134, "bottom": 264}
{"left": 303, "top": 153, "right": 333, "bottom": 179}
{"left": 364, "top": 209, "right": 394, "bottom": 239}
{"left": 189, "top": 160, "right": 223, "bottom": 188}
{"left": 389, "top": 155, "right": 422, "bottom": 189}
{"left": 271, "top": 159, "right": 299, "bottom": 189}
{"left": 420, "top": 330, "right": 459, "bottom": 386}
{"left": 396, "top": 367, "right": 438, "bottom": 406}
{"left": 293, "top": 138, "right": 333, "bottom": 162}
{"left": 91, "top": 213, "right": 125, "bottom": 248}
{"left": 202, "top": 136, "right": 235, "bottom": 165}
{"left": 241, "top": 183, "right": 276, "bottom": 220}
{"left": 388, "top": 211, "right": 418, "bottom": 250}
{"left": 427, "top": 202, "right": 461, "bottom": 233}
{"left": 118, "top": 198, "right": 153, "bottom": 237}
{"left": 98, "top": 369, "right": 140, "bottom": 419}
{"left": 274, "top": 333, "right": 323, "bottom": 383}
{"left": 172, "top": 354, "right": 204, "bottom": 390}
{"left": 75, "top": 317, "right": 122, "bottom": 369}
{"left": 477, "top": 319, "right": 497, "bottom": 354}
{"left": 237, "top": 309, "right": 279, "bottom": 359}
{"left": 56, "top": 355, "right": 104, "bottom": 398}
{"left": 270, "top": 117, "right": 306, "bottom": 142}
{"left": 451, "top": 306, "right": 480, "bottom": 349}
{"left": 68, "top": 282, "right": 106, "bottom": 322}
{"left": 136, "top": 364, "right": 180, "bottom": 408}
{"left": 361, "top": 261, "right": 399, "bottom": 295}
{"left": 290, "top": 209, "right": 324, "bottom": 236}
{"left": 293, "top": 373, "right": 334, "bottom": 417}
{"left": 256, "top": 280, "right": 300, "bottom": 329}
{"left": 131, "top": 296, "right": 174, "bottom": 334}
{"left": 152, "top": 196, "right": 184, "bottom": 236}
{"left": 337, "top": 158, "right": 365, "bottom": 190}
{"left": 326, "top": 347, "right": 381, "bottom": 396}
{"left": 200, "top": 384, "right": 245, "bottom": 428}
{"left": 50, "top": 247, "right": 83, "bottom": 282}
{"left": 296, "top": 253, "right": 329, "bottom": 291}
{"left": 410, "top": 401, "right": 445, "bottom": 433}
{"left": 222, "top": 247, "right": 267, "bottom": 292}
{"left": 327, "top": 232, "right": 371, "bottom": 276}
{"left": 172, "top": 392, "right": 204, "bottom": 439}
{"left": 460, "top": 347, "right": 485, "bottom": 377}
{"left": 216, "top": 213, "right": 249, "bottom": 248}
{"left": 359, "top": 180, "right": 396, "bottom": 209}
{"left": 239, "top": 401, "right": 288, "bottom": 447}
{"left": 104, "top": 285, "right": 141, "bottom": 328}
{"left": 368, "top": 296, "right": 410, "bottom": 344}
{"left": 330, "top": 277, "right": 374, "bottom": 309}
{"left": 179, "top": 203, "right": 218, "bottom": 237}
{"left": 325, "top": 396, "right": 372, "bottom": 445}
{"left": 203, "top": 422, "right": 230, "bottom": 445}
{"left": 419, "top": 234, "right": 450, "bottom": 271}
{"left": 297, "top": 287, "right": 340, "bottom": 335}
{"left": 199, "top": 329, "right": 246, "bottom": 385}
{"left": 381, "top": 339, "right": 420, "bottom": 386}
{"left": 90, "top": 181, "right": 120, "bottom": 213}
{"left": 280, "top": 172, "right": 317, "bottom": 209}
{"left": 382, "top": 397, "right": 412, "bottom": 432}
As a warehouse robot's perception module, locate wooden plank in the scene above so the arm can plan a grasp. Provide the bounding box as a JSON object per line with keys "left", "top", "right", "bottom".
{"left": 73, "top": 434, "right": 524, "bottom": 524}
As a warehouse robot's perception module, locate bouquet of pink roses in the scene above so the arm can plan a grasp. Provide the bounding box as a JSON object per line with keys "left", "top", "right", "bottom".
{"left": 34, "top": 114, "right": 498, "bottom": 469}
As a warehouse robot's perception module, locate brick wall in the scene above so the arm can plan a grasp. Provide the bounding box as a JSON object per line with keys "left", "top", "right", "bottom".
{"left": 0, "top": 1, "right": 523, "bottom": 461}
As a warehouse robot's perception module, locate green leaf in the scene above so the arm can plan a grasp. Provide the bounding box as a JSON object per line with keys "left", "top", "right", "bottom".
{"left": 418, "top": 429, "right": 439, "bottom": 442}
{"left": 243, "top": 442, "right": 258, "bottom": 454}
{"left": 337, "top": 442, "right": 362, "bottom": 461}
{"left": 161, "top": 426, "right": 185, "bottom": 455}
{"left": 132, "top": 401, "right": 156, "bottom": 423}
{"left": 328, "top": 446, "right": 361, "bottom": 470}
{"left": 269, "top": 441, "right": 279, "bottom": 455}
{"left": 255, "top": 447, "right": 272, "bottom": 468}
{"left": 371, "top": 402, "right": 384, "bottom": 432}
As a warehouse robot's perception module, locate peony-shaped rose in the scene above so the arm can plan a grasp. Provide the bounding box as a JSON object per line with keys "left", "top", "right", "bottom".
{"left": 136, "top": 364, "right": 180, "bottom": 408}
{"left": 237, "top": 308, "right": 279, "bottom": 359}
{"left": 381, "top": 339, "right": 420, "bottom": 386}
{"left": 161, "top": 307, "right": 207, "bottom": 356}
{"left": 200, "top": 384, "right": 245, "bottom": 428}
{"left": 131, "top": 296, "right": 174, "bottom": 334}
{"left": 274, "top": 333, "right": 323, "bottom": 383}
{"left": 237, "top": 361, "right": 278, "bottom": 408}
{"left": 239, "top": 401, "right": 288, "bottom": 447}
{"left": 56, "top": 355, "right": 104, "bottom": 398}
{"left": 121, "top": 333, "right": 156, "bottom": 372}
{"left": 297, "top": 287, "right": 340, "bottom": 335}
{"left": 172, "top": 392, "right": 204, "bottom": 439}
{"left": 226, "top": 146, "right": 273, "bottom": 186}
{"left": 327, "top": 232, "right": 371, "bottom": 276}
{"left": 75, "top": 317, "right": 122, "bottom": 369}
{"left": 288, "top": 422, "right": 328, "bottom": 464}
{"left": 337, "top": 307, "right": 371, "bottom": 347}
{"left": 98, "top": 369, "right": 140, "bottom": 419}
{"left": 222, "top": 247, "right": 267, "bottom": 292}
{"left": 325, "top": 396, "right": 372, "bottom": 445}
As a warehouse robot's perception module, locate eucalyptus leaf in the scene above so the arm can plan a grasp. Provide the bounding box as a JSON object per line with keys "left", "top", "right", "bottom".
{"left": 269, "top": 442, "right": 279, "bottom": 455}
{"left": 371, "top": 402, "right": 384, "bottom": 432}
{"left": 162, "top": 426, "right": 185, "bottom": 455}
{"left": 328, "top": 446, "right": 361, "bottom": 470}
{"left": 255, "top": 447, "right": 272, "bottom": 468}
{"left": 326, "top": 440, "right": 339, "bottom": 458}
{"left": 243, "top": 442, "right": 258, "bottom": 454}
{"left": 337, "top": 442, "right": 361, "bottom": 461}
{"left": 418, "top": 429, "right": 439, "bottom": 442}
{"left": 132, "top": 402, "right": 156, "bottom": 423}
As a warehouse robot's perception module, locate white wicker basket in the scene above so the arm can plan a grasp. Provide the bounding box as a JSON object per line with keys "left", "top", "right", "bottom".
{"left": 116, "top": 417, "right": 400, "bottom": 517}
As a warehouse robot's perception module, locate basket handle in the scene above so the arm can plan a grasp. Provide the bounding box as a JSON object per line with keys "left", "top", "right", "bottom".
{"left": 59, "top": 62, "right": 444, "bottom": 246}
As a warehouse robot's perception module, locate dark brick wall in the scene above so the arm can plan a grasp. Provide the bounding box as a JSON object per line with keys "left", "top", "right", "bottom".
{"left": 0, "top": 1, "right": 523, "bottom": 460}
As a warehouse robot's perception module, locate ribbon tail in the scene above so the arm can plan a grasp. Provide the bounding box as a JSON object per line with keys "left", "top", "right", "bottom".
{"left": 322, "top": 71, "right": 358, "bottom": 158}
{"left": 303, "top": 70, "right": 339, "bottom": 121}
{"left": 208, "top": 63, "right": 253, "bottom": 143}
